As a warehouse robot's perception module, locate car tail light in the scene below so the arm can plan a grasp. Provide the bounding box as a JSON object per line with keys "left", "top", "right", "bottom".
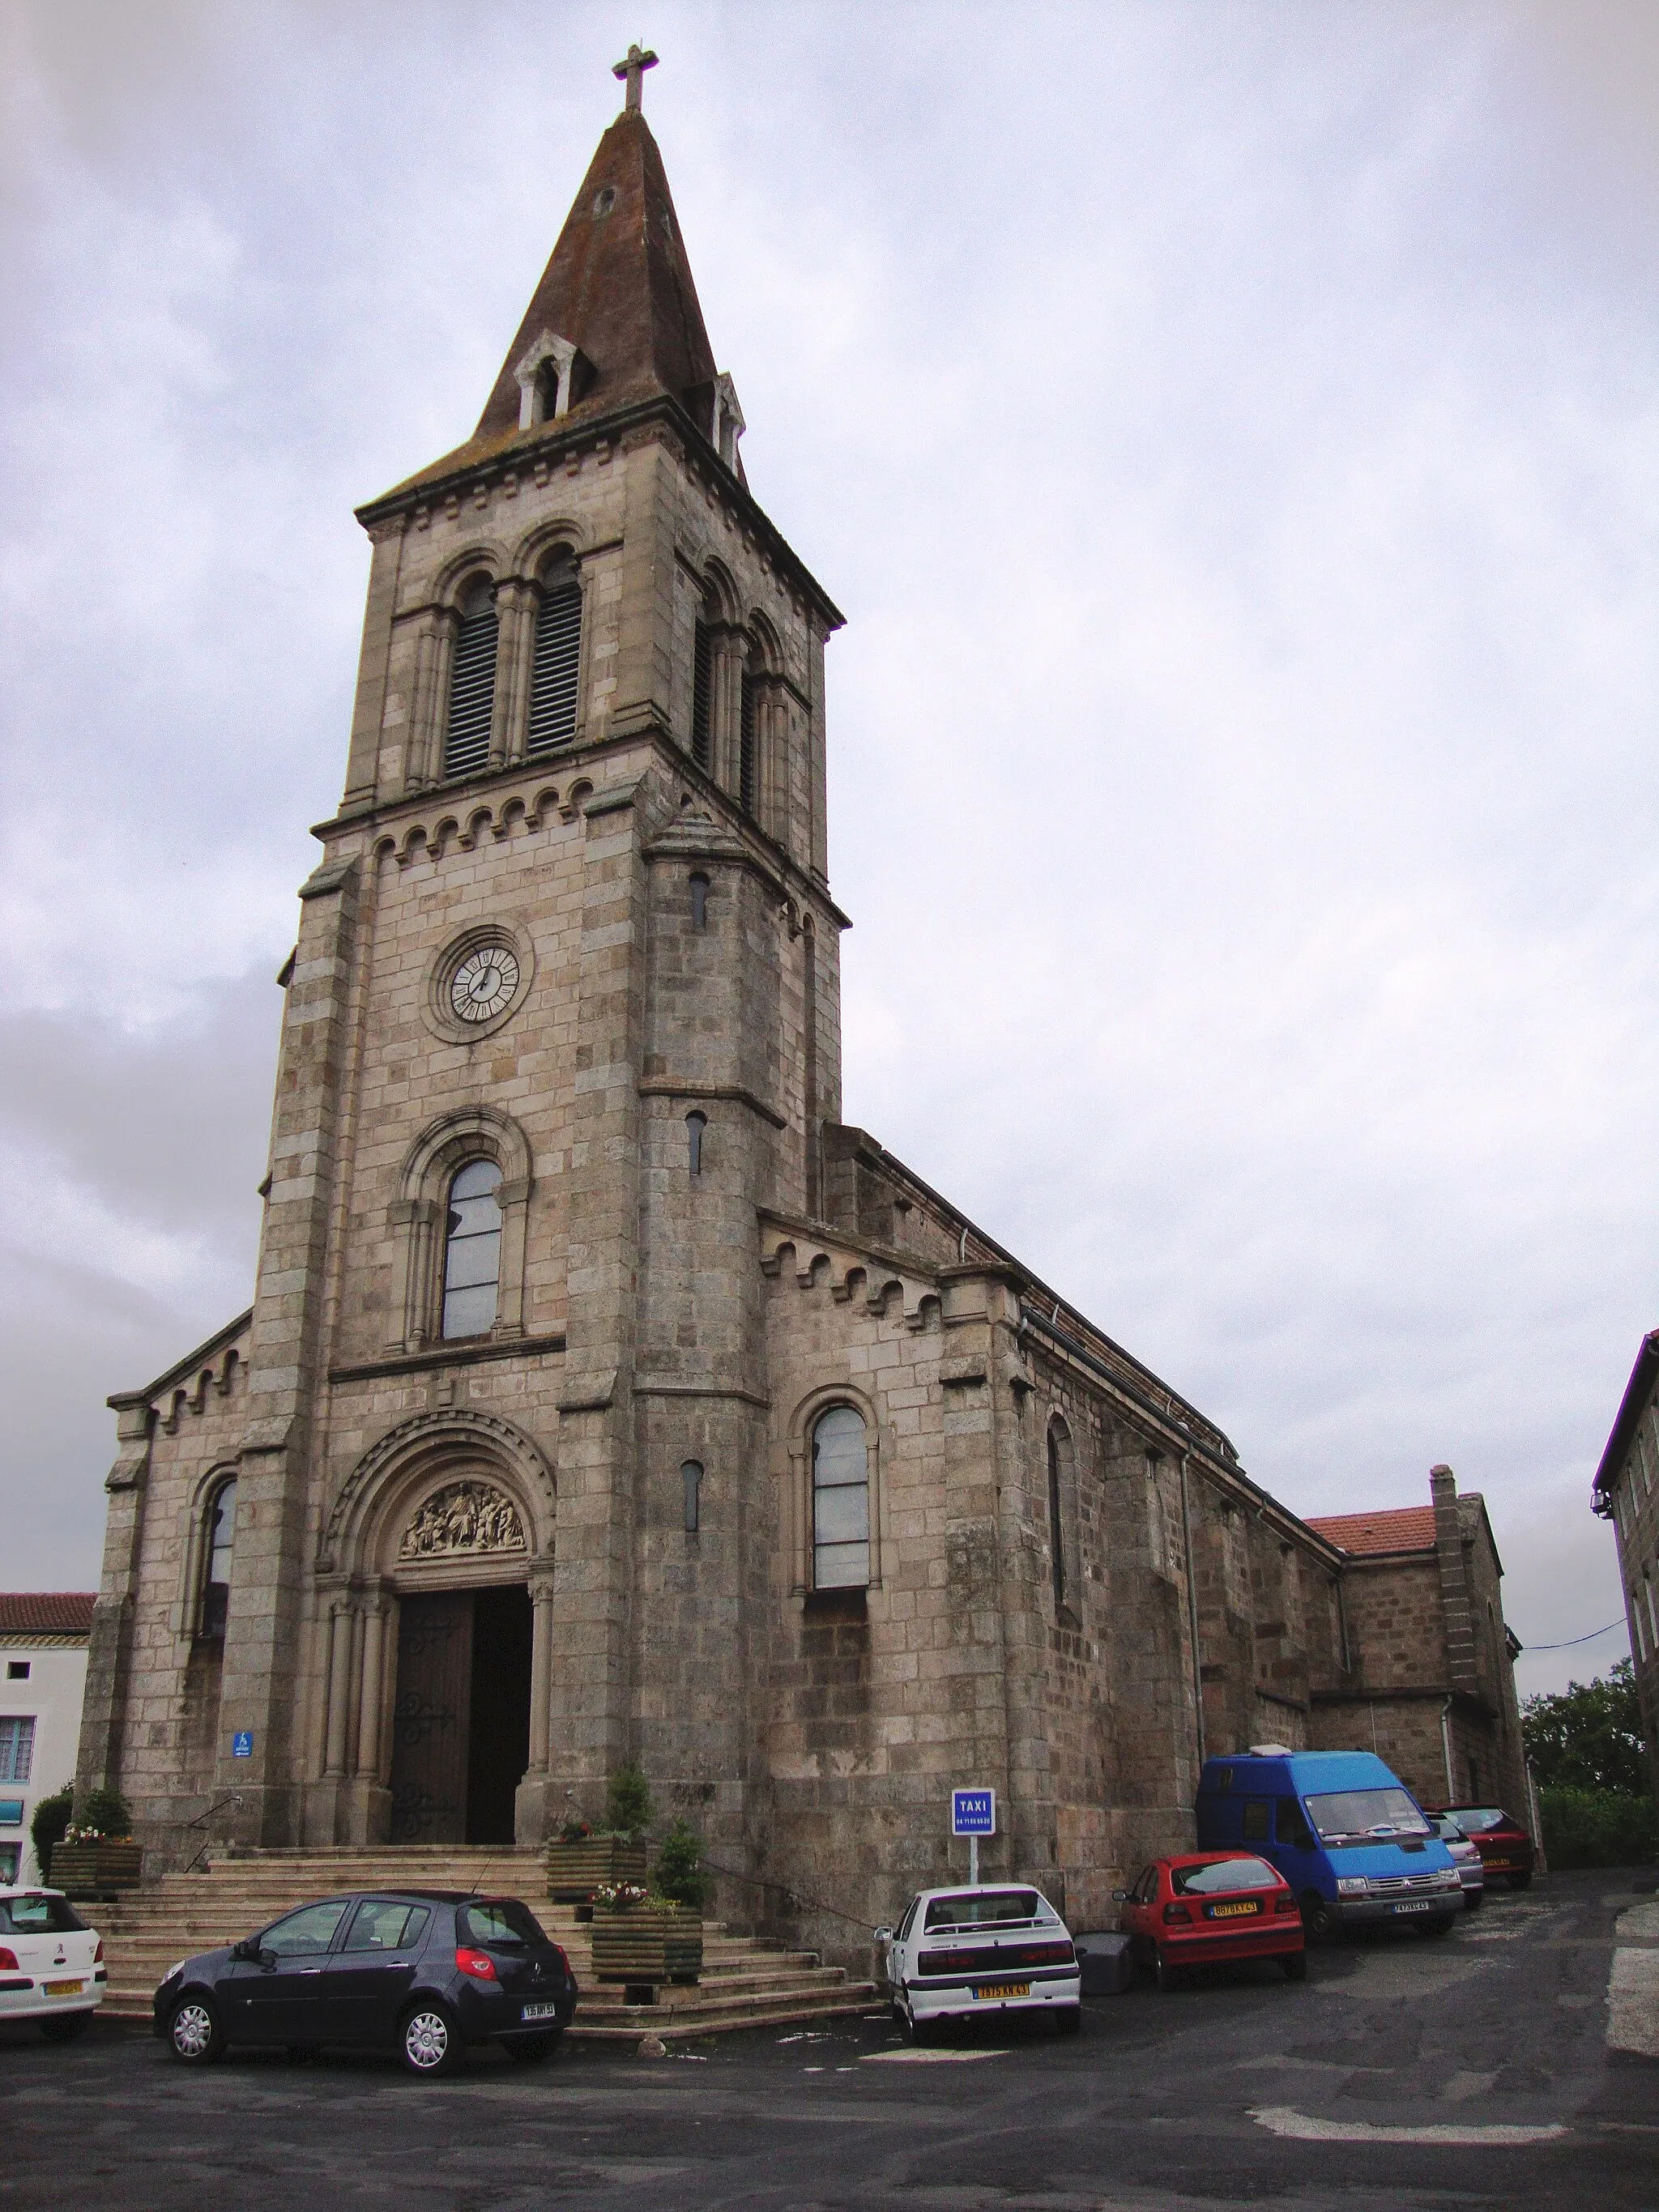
{"left": 94, "top": 1938, "right": 105, "bottom": 1963}
{"left": 1161, "top": 1901, "right": 1193, "bottom": 1925}
{"left": 1273, "top": 1894, "right": 1300, "bottom": 1916}
{"left": 454, "top": 1947, "right": 497, "bottom": 1982}
{"left": 549, "top": 1943, "right": 569, "bottom": 1975}
{"left": 0, "top": 1947, "right": 16, "bottom": 1971}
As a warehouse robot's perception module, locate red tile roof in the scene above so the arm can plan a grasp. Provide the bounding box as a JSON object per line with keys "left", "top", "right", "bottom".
{"left": 0, "top": 1592, "right": 96, "bottom": 1635}
{"left": 1303, "top": 1507, "right": 1439, "bottom": 1556}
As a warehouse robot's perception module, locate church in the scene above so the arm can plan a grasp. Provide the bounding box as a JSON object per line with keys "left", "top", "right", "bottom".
{"left": 75, "top": 58, "right": 1530, "bottom": 1955}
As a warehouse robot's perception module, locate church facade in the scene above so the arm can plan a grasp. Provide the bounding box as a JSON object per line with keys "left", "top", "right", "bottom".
{"left": 75, "top": 76, "right": 1529, "bottom": 1952}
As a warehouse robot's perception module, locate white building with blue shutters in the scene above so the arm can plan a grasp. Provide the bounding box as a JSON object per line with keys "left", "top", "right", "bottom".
{"left": 0, "top": 1596, "right": 94, "bottom": 1884}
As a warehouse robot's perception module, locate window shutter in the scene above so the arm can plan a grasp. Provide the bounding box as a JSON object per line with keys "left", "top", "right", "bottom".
{"left": 691, "top": 621, "right": 713, "bottom": 769}
{"left": 527, "top": 581, "right": 582, "bottom": 753}
{"left": 739, "top": 670, "right": 757, "bottom": 814}
{"left": 444, "top": 607, "right": 498, "bottom": 778}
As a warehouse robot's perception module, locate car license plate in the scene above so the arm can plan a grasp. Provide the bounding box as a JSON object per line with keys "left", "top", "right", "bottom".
{"left": 521, "top": 2001, "right": 561, "bottom": 2022}
{"left": 971, "top": 1982, "right": 1030, "bottom": 2001}
{"left": 1208, "top": 1901, "right": 1259, "bottom": 1918}
{"left": 43, "top": 1979, "right": 84, "bottom": 1997}
{"left": 1486, "top": 1859, "right": 1512, "bottom": 1869}
{"left": 1392, "top": 1901, "right": 1431, "bottom": 1915}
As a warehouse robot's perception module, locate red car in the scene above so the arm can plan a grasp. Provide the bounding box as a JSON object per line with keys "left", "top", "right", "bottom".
{"left": 1115, "top": 1852, "right": 1306, "bottom": 1991}
{"left": 1431, "top": 1806, "right": 1535, "bottom": 1889}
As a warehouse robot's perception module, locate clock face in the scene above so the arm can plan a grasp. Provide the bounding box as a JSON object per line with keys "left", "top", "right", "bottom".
{"left": 450, "top": 944, "right": 521, "bottom": 1025}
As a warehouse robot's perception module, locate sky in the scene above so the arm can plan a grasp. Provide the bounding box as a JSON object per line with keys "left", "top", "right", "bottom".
{"left": 2, "top": 0, "right": 1656, "bottom": 1702}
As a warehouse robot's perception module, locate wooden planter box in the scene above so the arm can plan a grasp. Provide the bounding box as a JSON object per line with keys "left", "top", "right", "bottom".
{"left": 544, "top": 1837, "right": 649, "bottom": 1903}
{"left": 51, "top": 1842, "right": 143, "bottom": 1898}
{"left": 590, "top": 1904, "right": 702, "bottom": 1986}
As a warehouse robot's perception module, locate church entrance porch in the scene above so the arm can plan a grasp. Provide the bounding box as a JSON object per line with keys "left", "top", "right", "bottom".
{"left": 389, "top": 1585, "right": 532, "bottom": 1845}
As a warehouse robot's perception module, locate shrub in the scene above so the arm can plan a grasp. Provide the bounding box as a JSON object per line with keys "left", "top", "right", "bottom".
{"left": 603, "top": 1762, "right": 655, "bottom": 1843}
{"left": 655, "top": 1819, "right": 710, "bottom": 1911}
{"left": 1538, "top": 1786, "right": 1659, "bottom": 1869}
{"left": 71, "top": 1787, "right": 133, "bottom": 1839}
{"left": 29, "top": 1788, "right": 74, "bottom": 1881}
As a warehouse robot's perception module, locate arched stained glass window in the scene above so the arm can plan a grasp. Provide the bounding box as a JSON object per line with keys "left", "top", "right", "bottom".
{"left": 201, "top": 1477, "right": 238, "bottom": 1639}
{"left": 812, "top": 1405, "right": 869, "bottom": 1590}
{"left": 442, "top": 1157, "right": 503, "bottom": 1339}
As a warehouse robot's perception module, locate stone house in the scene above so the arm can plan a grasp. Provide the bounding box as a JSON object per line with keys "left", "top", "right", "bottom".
{"left": 1, "top": 1594, "right": 95, "bottom": 1884}
{"left": 75, "top": 73, "right": 1525, "bottom": 1957}
{"left": 1306, "top": 1468, "right": 1530, "bottom": 1818}
{"left": 1592, "top": 1329, "right": 1659, "bottom": 1801}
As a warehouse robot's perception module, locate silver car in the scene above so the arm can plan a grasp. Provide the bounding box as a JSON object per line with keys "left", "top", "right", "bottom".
{"left": 1427, "top": 1815, "right": 1485, "bottom": 1908}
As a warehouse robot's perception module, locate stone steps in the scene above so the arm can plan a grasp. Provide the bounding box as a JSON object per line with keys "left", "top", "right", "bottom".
{"left": 88, "top": 1849, "right": 875, "bottom": 2039}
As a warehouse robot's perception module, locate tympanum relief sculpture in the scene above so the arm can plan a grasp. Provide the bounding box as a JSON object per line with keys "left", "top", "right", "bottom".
{"left": 399, "top": 1480, "right": 527, "bottom": 1561}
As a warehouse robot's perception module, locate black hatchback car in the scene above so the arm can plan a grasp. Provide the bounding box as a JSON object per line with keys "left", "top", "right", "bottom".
{"left": 152, "top": 1890, "right": 578, "bottom": 2075}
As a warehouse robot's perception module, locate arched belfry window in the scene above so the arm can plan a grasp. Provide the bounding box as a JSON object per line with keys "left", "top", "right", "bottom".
{"left": 739, "top": 663, "right": 757, "bottom": 815}
{"left": 200, "top": 1477, "right": 238, "bottom": 1639}
{"left": 527, "top": 562, "right": 582, "bottom": 754}
{"left": 1047, "top": 1417, "right": 1077, "bottom": 1618}
{"left": 691, "top": 619, "right": 713, "bottom": 770}
{"left": 812, "top": 1405, "right": 870, "bottom": 1589}
{"left": 444, "top": 578, "right": 498, "bottom": 779}
{"left": 442, "top": 1158, "right": 503, "bottom": 1339}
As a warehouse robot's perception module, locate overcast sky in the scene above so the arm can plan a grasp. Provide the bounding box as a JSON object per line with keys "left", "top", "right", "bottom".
{"left": 2, "top": 0, "right": 1656, "bottom": 1700}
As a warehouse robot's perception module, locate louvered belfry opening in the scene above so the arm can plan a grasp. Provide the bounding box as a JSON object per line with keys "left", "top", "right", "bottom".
{"left": 527, "top": 573, "right": 582, "bottom": 753}
{"left": 444, "top": 581, "right": 498, "bottom": 778}
{"left": 739, "top": 667, "right": 757, "bottom": 815}
{"left": 691, "top": 619, "right": 713, "bottom": 769}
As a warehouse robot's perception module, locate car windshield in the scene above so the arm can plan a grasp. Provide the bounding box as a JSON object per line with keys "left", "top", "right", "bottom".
{"left": 1303, "top": 1788, "right": 1429, "bottom": 1843}
{"left": 1430, "top": 1818, "right": 1469, "bottom": 1841}
{"left": 923, "top": 1890, "right": 1051, "bottom": 1930}
{"left": 458, "top": 1899, "right": 548, "bottom": 1949}
{"left": 1171, "top": 1857, "right": 1279, "bottom": 1896}
{"left": 1446, "top": 1808, "right": 1508, "bottom": 1833}
{"left": 0, "top": 1894, "right": 87, "bottom": 1934}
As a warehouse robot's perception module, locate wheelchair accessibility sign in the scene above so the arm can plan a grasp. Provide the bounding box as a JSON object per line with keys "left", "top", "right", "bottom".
{"left": 232, "top": 1732, "right": 254, "bottom": 1758}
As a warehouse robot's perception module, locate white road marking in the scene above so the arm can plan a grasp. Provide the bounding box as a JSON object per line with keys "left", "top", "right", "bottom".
{"left": 1608, "top": 1948, "right": 1659, "bottom": 2057}
{"left": 861, "top": 2047, "right": 1009, "bottom": 2064}
{"left": 1250, "top": 2105, "right": 1566, "bottom": 2146}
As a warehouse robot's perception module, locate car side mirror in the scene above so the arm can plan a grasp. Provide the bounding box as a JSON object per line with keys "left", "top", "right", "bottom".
{"left": 1111, "top": 1889, "right": 1128, "bottom": 1902}
{"left": 231, "top": 1937, "right": 257, "bottom": 1962}
{"left": 873, "top": 1927, "right": 894, "bottom": 1943}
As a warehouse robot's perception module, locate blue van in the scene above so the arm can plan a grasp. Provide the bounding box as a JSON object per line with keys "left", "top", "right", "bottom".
{"left": 1195, "top": 1750, "right": 1462, "bottom": 1940}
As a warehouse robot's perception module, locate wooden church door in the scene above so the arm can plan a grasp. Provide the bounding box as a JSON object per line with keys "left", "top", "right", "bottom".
{"left": 389, "top": 1591, "right": 475, "bottom": 1843}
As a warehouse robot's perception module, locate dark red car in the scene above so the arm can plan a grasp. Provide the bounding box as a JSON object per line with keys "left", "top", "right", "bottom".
{"left": 1114, "top": 1852, "right": 1305, "bottom": 1992}
{"left": 1431, "top": 1806, "right": 1535, "bottom": 1889}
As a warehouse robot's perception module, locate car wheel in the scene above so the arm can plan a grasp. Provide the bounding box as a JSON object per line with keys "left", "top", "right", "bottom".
{"left": 40, "top": 2010, "right": 93, "bottom": 2043}
{"left": 167, "top": 1996, "right": 224, "bottom": 2065}
{"left": 1153, "top": 1949, "right": 1183, "bottom": 1993}
{"left": 400, "top": 2002, "right": 463, "bottom": 2078}
{"left": 902, "top": 1997, "right": 938, "bottom": 2046}
{"left": 1054, "top": 2005, "right": 1081, "bottom": 2036}
{"left": 502, "top": 2030, "right": 561, "bottom": 2064}
{"left": 1508, "top": 1871, "right": 1533, "bottom": 1891}
{"left": 1280, "top": 1952, "right": 1308, "bottom": 1984}
{"left": 1301, "top": 1891, "right": 1335, "bottom": 1944}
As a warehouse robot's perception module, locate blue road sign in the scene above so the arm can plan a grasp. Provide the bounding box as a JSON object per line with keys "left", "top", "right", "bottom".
{"left": 232, "top": 1731, "right": 254, "bottom": 1758}
{"left": 952, "top": 1788, "right": 996, "bottom": 1837}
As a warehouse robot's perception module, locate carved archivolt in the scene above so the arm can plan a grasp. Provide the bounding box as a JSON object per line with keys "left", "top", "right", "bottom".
{"left": 399, "top": 1480, "right": 526, "bottom": 1561}
{"left": 319, "top": 1407, "right": 557, "bottom": 1575}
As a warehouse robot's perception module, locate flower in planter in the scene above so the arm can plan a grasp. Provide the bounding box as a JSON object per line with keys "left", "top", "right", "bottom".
{"left": 557, "top": 1816, "right": 592, "bottom": 1843}
{"left": 60, "top": 1823, "right": 135, "bottom": 1846}
{"left": 591, "top": 1880, "right": 651, "bottom": 1911}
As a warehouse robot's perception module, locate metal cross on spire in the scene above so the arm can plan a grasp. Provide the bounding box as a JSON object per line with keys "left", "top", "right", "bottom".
{"left": 612, "top": 43, "right": 659, "bottom": 113}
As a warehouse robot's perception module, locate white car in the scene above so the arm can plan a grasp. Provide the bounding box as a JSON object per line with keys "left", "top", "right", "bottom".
{"left": 0, "top": 1887, "right": 105, "bottom": 2041}
{"left": 877, "top": 1883, "right": 1081, "bottom": 2042}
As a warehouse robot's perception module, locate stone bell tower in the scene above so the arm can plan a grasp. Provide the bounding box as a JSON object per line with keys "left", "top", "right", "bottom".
{"left": 79, "top": 55, "right": 847, "bottom": 1863}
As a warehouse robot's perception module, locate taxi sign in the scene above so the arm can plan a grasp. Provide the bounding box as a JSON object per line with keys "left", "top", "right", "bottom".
{"left": 952, "top": 1788, "right": 995, "bottom": 1836}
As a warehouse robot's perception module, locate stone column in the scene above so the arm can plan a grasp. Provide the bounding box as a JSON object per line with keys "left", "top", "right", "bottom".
{"left": 356, "top": 1598, "right": 388, "bottom": 1780}
{"left": 489, "top": 578, "right": 538, "bottom": 768}
{"left": 322, "top": 1600, "right": 353, "bottom": 1779}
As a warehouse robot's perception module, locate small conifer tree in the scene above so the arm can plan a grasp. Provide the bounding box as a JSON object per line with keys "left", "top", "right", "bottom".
{"left": 655, "top": 1818, "right": 710, "bottom": 1910}
{"left": 603, "top": 1761, "right": 655, "bottom": 1842}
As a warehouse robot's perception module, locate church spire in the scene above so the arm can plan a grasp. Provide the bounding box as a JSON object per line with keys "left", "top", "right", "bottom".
{"left": 471, "top": 56, "right": 719, "bottom": 448}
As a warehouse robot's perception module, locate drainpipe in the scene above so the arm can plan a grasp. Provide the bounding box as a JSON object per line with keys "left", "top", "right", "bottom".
{"left": 1439, "top": 1694, "right": 1456, "bottom": 1801}
{"left": 1179, "top": 1449, "right": 1205, "bottom": 1774}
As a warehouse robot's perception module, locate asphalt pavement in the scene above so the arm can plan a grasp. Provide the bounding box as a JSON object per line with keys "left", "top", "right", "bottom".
{"left": 2, "top": 1869, "right": 1655, "bottom": 2210}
